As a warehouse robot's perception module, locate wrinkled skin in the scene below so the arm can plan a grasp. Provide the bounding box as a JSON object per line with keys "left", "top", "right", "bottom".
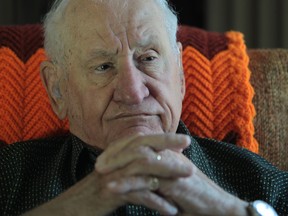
{"left": 31, "top": 0, "right": 249, "bottom": 215}
{"left": 42, "top": 0, "right": 185, "bottom": 149}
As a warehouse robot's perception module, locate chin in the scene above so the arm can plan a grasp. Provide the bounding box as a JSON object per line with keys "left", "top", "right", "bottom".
{"left": 125, "top": 125, "right": 163, "bottom": 136}
{"left": 108, "top": 125, "right": 164, "bottom": 144}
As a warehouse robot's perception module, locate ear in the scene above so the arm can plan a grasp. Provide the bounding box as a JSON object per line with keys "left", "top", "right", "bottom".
{"left": 40, "top": 61, "right": 68, "bottom": 119}
{"left": 177, "top": 42, "right": 185, "bottom": 100}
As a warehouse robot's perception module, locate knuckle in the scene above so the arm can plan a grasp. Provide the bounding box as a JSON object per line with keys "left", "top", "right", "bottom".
{"left": 142, "top": 190, "right": 154, "bottom": 201}
{"left": 137, "top": 145, "right": 150, "bottom": 155}
{"left": 163, "top": 133, "right": 174, "bottom": 144}
{"left": 132, "top": 133, "right": 145, "bottom": 144}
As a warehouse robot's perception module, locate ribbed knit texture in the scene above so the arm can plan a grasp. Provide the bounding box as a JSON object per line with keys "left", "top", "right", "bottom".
{"left": 178, "top": 26, "right": 258, "bottom": 153}
{"left": 0, "top": 25, "right": 69, "bottom": 144}
{"left": 0, "top": 25, "right": 258, "bottom": 152}
{"left": 1, "top": 123, "right": 287, "bottom": 215}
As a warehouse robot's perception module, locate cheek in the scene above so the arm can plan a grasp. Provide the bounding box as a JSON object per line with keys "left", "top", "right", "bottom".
{"left": 167, "top": 77, "right": 183, "bottom": 112}
{"left": 148, "top": 69, "right": 183, "bottom": 132}
{"left": 160, "top": 66, "right": 183, "bottom": 104}
{"left": 65, "top": 77, "right": 110, "bottom": 131}
{"left": 70, "top": 89, "right": 106, "bottom": 122}
{"left": 167, "top": 76, "right": 184, "bottom": 131}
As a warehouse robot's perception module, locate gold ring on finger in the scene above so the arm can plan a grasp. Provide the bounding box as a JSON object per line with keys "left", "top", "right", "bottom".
{"left": 156, "top": 154, "right": 162, "bottom": 161}
{"left": 149, "top": 177, "right": 160, "bottom": 191}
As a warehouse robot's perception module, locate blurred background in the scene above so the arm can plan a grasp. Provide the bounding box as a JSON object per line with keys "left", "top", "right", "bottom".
{"left": 0, "top": 0, "right": 287, "bottom": 48}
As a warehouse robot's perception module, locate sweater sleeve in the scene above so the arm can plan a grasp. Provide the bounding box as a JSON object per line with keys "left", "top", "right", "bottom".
{"left": 192, "top": 137, "right": 288, "bottom": 216}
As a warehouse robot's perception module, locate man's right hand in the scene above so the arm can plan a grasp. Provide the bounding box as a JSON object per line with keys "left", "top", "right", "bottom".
{"left": 25, "top": 133, "right": 191, "bottom": 216}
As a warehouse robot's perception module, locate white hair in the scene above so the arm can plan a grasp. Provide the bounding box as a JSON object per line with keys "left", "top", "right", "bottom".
{"left": 43, "top": 0, "right": 178, "bottom": 63}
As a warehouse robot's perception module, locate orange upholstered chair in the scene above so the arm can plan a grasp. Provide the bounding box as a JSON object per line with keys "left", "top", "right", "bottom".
{"left": 0, "top": 24, "right": 287, "bottom": 170}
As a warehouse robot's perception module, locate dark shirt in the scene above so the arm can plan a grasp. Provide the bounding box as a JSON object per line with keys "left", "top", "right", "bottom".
{"left": 0, "top": 121, "right": 288, "bottom": 216}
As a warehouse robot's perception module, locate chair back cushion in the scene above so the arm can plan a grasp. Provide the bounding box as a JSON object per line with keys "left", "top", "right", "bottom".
{"left": 0, "top": 25, "right": 258, "bottom": 153}
{"left": 178, "top": 26, "right": 258, "bottom": 152}
{"left": 0, "top": 25, "right": 68, "bottom": 144}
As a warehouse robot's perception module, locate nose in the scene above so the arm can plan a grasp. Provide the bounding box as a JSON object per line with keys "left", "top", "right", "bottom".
{"left": 113, "top": 60, "right": 149, "bottom": 105}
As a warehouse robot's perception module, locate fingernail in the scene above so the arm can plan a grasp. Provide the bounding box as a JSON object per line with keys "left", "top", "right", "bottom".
{"left": 184, "top": 135, "right": 191, "bottom": 145}
{"left": 95, "top": 161, "right": 106, "bottom": 173}
{"left": 94, "top": 160, "right": 101, "bottom": 170}
{"left": 107, "top": 181, "right": 117, "bottom": 189}
{"left": 95, "top": 156, "right": 108, "bottom": 172}
{"left": 168, "top": 206, "right": 178, "bottom": 215}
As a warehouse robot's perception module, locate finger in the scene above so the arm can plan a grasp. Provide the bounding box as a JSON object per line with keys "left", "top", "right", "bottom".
{"left": 96, "top": 134, "right": 191, "bottom": 173}
{"left": 134, "top": 133, "right": 191, "bottom": 152}
{"left": 98, "top": 148, "right": 193, "bottom": 178}
{"left": 96, "top": 133, "right": 144, "bottom": 167}
{"left": 123, "top": 150, "right": 193, "bottom": 178}
{"left": 123, "top": 190, "right": 178, "bottom": 215}
{"left": 107, "top": 176, "right": 160, "bottom": 193}
{"left": 96, "top": 143, "right": 154, "bottom": 173}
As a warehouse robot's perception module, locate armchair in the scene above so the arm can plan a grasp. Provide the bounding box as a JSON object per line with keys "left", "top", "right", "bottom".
{"left": 0, "top": 24, "right": 287, "bottom": 170}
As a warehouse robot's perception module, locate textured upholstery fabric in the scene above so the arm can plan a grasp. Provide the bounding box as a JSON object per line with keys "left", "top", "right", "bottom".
{"left": 178, "top": 26, "right": 258, "bottom": 153}
{"left": 0, "top": 24, "right": 287, "bottom": 170}
{"left": 249, "top": 49, "right": 288, "bottom": 171}
{"left": 0, "top": 25, "right": 258, "bottom": 152}
{"left": 0, "top": 25, "right": 69, "bottom": 144}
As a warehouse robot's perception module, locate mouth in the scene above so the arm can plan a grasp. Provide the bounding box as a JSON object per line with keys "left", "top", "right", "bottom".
{"left": 111, "top": 113, "right": 154, "bottom": 121}
{"left": 104, "top": 112, "right": 163, "bottom": 140}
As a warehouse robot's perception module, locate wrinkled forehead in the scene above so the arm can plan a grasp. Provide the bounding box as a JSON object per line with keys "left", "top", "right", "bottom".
{"left": 65, "top": 0, "right": 164, "bottom": 35}
{"left": 60, "top": 0, "right": 169, "bottom": 57}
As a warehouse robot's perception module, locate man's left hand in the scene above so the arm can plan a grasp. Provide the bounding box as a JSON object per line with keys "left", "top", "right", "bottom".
{"left": 96, "top": 134, "right": 248, "bottom": 216}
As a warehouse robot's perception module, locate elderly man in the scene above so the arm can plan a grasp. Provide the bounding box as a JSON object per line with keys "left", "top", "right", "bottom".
{"left": 0, "top": 0, "right": 287, "bottom": 215}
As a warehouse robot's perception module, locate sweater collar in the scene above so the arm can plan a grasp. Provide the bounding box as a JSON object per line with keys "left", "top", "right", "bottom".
{"left": 69, "top": 120, "right": 200, "bottom": 182}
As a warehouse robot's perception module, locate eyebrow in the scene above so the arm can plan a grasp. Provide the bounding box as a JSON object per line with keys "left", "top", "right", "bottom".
{"left": 134, "top": 34, "right": 159, "bottom": 48}
{"left": 87, "top": 49, "right": 117, "bottom": 59}
{"left": 86, "top": 34, "right": 160, "bottom": 60}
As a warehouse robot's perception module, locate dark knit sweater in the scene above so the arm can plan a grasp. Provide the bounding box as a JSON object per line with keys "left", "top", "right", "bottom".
{"left": 0, "top": 121, "right": 287, "bottom": 215}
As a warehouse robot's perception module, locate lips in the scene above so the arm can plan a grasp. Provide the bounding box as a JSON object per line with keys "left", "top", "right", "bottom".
{"left": 105, "top": 101, "right": 164, "bottom": 122}
{"left": 109, "top": 113, "right": 155, "bottom": 121}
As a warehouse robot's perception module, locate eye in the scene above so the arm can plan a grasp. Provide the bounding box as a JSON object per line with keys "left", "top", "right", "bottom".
{"left": 140, "top": 50, "right": 159, "bottom": 63}
{"left": 142, "top": 56, "right": 157, "bottom": 62}
{"left": 136, "top": 50, "right": 161, "bottom": 74}
{"left": 94, "top": 63, "right": 113, "bottom": 73}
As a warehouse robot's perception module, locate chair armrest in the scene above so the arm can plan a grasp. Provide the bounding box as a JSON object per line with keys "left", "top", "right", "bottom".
{"left": 248, "top": 49, "right": 288, "bottom": 171}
